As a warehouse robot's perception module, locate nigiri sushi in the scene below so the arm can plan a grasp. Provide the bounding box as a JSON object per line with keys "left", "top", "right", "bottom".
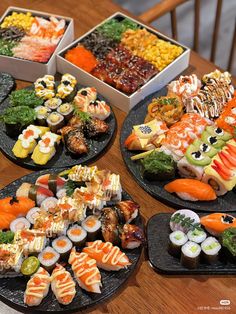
{"left": 51, "top": 264, "right": 76, "bottom": 305}
{"left": 35, "top": 174, "right": 66, "bottom": 195}
{"left": 0, "top": 213, "right": 17, "bottom": 230}
{"left": 200, "top": 213, "right": 236, "bottom": 236}
{"left": 16, "top": 183, "right": 54, "bottom": 206}
{"left": 69, "top": 248, "right": 102, "bottom": 293}
{"left": 164, "top": 178, "right": 217, "bottom": 201}
{"left": 115, "top": 200, "right": 139, "bottom": 223}
{"left": 24, "top": 267, "right": 50, "bottom": 306}
{"left": 120, "top": 224, "right": 145, "bottom": 249}
{"left": 0, "top": 196, "right": 35, "bottom": 216}
{"left": 86, "top": 100, "right": 111, "bottom": 120}
{"left": 83, "top": 240, "right": 131, "bottom": 271}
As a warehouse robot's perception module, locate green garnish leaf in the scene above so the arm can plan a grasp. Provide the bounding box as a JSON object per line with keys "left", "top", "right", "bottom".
{"left": 0, "top": 231, "right": 15, "bottom": 244}
{"left": 65, "top": 180, "right": 85, "bottom": 196}
{"left": 73, "top": 105, "right": 91, "bottom": 122}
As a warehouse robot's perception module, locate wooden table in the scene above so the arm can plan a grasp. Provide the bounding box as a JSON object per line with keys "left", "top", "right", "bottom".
{"left": 0, "top": 1, "right": 235, "bottom": 313}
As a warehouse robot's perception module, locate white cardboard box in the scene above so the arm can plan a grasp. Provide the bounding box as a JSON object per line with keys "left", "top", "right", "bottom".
{"left": 0, "top": 6, "right": 74, "bottom": 82}
{"left": 57, "top": 12, "right": 190, "bottom": 112}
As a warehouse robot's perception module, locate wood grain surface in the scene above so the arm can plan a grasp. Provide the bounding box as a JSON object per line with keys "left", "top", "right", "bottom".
{"left": 0, "top": 1, "right": 235, "bottom": 313}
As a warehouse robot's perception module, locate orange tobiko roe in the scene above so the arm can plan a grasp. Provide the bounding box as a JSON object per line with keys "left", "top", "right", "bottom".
{"left": 65, "top": 45, "right": 98, "bottom": 73}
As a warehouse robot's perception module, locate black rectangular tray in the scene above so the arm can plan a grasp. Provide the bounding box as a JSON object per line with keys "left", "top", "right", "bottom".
{"left": 147, "top": 213, "right": 236, "bottom": 275}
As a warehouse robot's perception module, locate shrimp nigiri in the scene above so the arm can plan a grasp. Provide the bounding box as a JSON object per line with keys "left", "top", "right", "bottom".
{"left": 83, "top": 240, "right": 131, "bottom": 271}
{"left": 69, "top": 248, "right": 102, "bottom": 293}
{"left": 164, "top": 178, "right": 217, "bottom": 201}
{"left": 24, "top": 267, "right": 50, "bottom": 307}
{"left": 200, "top": 213, "right": 236, "bottom": 236}
{"left": 51, "top": 264, "right": 76, "bottom": 305}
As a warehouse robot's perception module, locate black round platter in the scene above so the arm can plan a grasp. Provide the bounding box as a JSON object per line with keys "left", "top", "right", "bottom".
{"left": 120, "top": 87, "right": 236, "bottom": 212}
{"left": 0, "top": 168, "right": 143, "bottom": 313}
{"left": 0, "top": 83, "right": 116, "bottom": 170}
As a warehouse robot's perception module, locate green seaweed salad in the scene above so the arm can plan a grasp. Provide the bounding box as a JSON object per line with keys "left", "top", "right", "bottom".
{"left": 0, "top": 231, "right": 14, "bottom": 244}
{"left": 10, "top": 89, "right": 43, "bottom": 108}
{"left": 141, "top": 151, "right": 176, "bottom": 181}
{"left": 98, "top": 18, "right": 139, "bottom": 41}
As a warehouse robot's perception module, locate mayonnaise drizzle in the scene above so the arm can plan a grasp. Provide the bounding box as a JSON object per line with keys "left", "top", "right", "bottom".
{"left": 51, "top": 266, "right": 75, "bottom": 299}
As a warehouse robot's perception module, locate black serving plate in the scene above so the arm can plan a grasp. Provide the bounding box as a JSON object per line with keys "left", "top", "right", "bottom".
{"left": 0, "top": 72, "right": 15, "bottom": 104}
{"left": 120, "top": 87, "right": 236, "bottom": 212}
{"left": 0, "top": 168, "right": 143, "bottom": 313}
{"left": 147, "top": 213, "right": 236, "bottom": 275}
{"left": 0, "top": 83, "right": 116, "bottom": 170}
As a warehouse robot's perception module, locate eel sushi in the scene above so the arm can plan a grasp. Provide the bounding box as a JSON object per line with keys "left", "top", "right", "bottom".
{"left": 69, "top": 248, "right": 102, "bottom": 293}
{"left": 114, "top": 200, "right": 139, "bottom": 223}
{"left": 24, "top": 267, "right": 51, "bottom": 306}
{"left": 36, "top": 174, "right": 66, "bottom": 195}
{"left": 200, "top": 213, "right": 236, "bottom": 236}
{"left": 16, "top": 183, "right": 54, "bottom": 206}
{"left": 83, "top": 240, "right": 131, "bottom": 271}
{"left": 164, "top": 178, "right": 217, "bottom": 201}
{"left": 51, "top": 264, "right": 76, "bottom": 305}
{"left": 180, "top": 241, "right": 201, "bottom": 269}
{"left": 120, "top": 224, "right": 145, "bottom": 249}
{"left": 84, "top": 118, "right": 109, "bottom": 138}
{"left": 201, "top": 237, "right": 221, "bottom": 264}
{"left": 59, "top": 126, "right": 88, "bottom": 155}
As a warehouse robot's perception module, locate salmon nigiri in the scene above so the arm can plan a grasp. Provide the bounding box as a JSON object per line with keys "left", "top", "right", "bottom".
{"left": 164, "top": 178, "right": 217, "bottom": 201}
{"left": 0, "top": 213, "right": 17, "bottom": 230}
{"left": 201, "top": 213, "right": 236, "bottom": 236}
{"left": 83, "top": 240, "right": 131, "bottom": 271}
{"left": 24, "top": 267, "right": 50, "bottom": 307}
{"left": 0, "top": 196, "right": 35, "bottom": 216}
{"left": 69, "top": 248, "right": 102, "bottom": 293}
{"left": 51, "top": 264, "right": 76, "bottom": 305}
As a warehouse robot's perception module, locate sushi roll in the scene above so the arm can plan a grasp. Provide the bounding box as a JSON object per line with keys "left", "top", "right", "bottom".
{"left": 16, "top": 183, "right": 54, "bottom": 206}
{"left": 83, "top": 240, "right": 131, "bottom": 271}
{"left": 38, "top": 246, "right": 60, "bottom": 272}
{"left": 31, "top": 132, "right": 61, "bottom": 165}
{"left": 0, "top": 243, "right": 23, "bottom": 277}
{"left": 34, "top": 75, "right": 55, "bottom": 100}
{"left": 67, "top": 225, "right": 87, "bottom": 247}
{"left": 180, "top": 241, "right": 201, "bottom": 269}
{"left": 56, "top": 74, "right": 77, "bottom": 102}
{"left": 177, "top": 157, "right": 204, "bottom": 181}
{"left": 24, "top": 267, "right": 51, "bottom": 306}
{"left": 35, "top": 106, "right": 51, "bottom": 126}
{"left": 52, "top": 236, "right": 73, "bottom": 259}
{"left": 51, "top": 264, "right": 76, "bottom": 305}
{"left": 81, "top": 215, "right": 101, "bottom": 241}
{"left": 41, "top": 197, "right": 58, "bottom": 212}
{"left": 120, "top": 224, "right": 145, "bottom": 249}
{"left": 69, "top": 248, "right": 102, "bottom": 293}
{"left": 201, "top": 237, "right": 221, "bottom": 264}
{"left": 87, "top": 100, "right": 111, "bottom": 120}
{"left": 168, "top": 231, "right": 188, "bottom": 257}
{"left": 36, "top": 173, "right": 66, "bottom": 195}
{"left": 45, "top": 97, "right": 62, "bottom": 111}
{"left": 57, "top": 103, "right": 74, "bottom": 122}
{"left": 46, "top": 112, "right": 65, "bottom": 134}
{"left": 10, "top": 217, "right": 30, "bottom": 232}
{"left": 170, "top": 209, "right": 201, "bottom": 233}
{"left": 164, "top": 178, "right": 217, "bottom": 201}
{"left": 74, "top": 87, "right": 97, "bottom": 109}
{"left": 68, "top": 164, "right": 98, "bottom": 182}
{"left": 187, "top": 229, "right": 207, "bottom": 244}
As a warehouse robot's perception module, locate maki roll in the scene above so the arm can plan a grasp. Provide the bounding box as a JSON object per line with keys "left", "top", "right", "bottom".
{"left": 67, "top": 225, "right": 87, "bottom": 247}
{"left": 168, "top": 230, "right": 188, "bottom": 257}
{"left": 38, "top": 246, "right": 60, "bottom": 272}
{"left": 81, "top": 215, "right": 101, "bottom": 241}
{"left": 52, "top": 236, "right": 73, "bottom": 260}
{"left": 16, "top": 183, "right": 54, "bottom": 206}
{"left": 56, "top": 74, "right": 77, "bottom": 103}
{"left": 36, "top": 173, "right": 66, "bottom": 195}
{"left": 0, "top": 244, "right": 23, "bottom": 277}
{"left": 180, "top": 241, "right": 201, "bottom": 269}
{"left": 34, "top": 75, "right": 55, "bottom": 100}
{"left": 170, "top": 209, "right": 201, "bottom": 233}
{"left": 34, "top": 106, "right": 51, "bottom": 126}
{"left": 10, "top": 217, "right": 31, "bottom": 232}
{"left": 187, "top": 229, "right": 207, "bottom": 244}
{"left": 86, "top": 100, "right": 111, "bottom": 120}
{"left": 221, "top": 227, "right": 236, "bottom": 262}
{"left": 201, "top": 237, "right": 221, "bottom": 264}
{"left": 45, "top": 97, "right": 62, "bottom": 111}
{"left": 57, "top": 103, "right": 74, "bottom": 122}
{"left": 26, "top": 207, "right": 41, "bottom": 225}
{"left": 46, "top": 112, "right": 65, "bottom": 133}
{"left": 41, "top": 197, "right": 58, "bottom": 212}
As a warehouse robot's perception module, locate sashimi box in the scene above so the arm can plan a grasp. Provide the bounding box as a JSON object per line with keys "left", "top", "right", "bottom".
{"left": 0, "top": 6, "right": 74, "bottom": 81}
{"left": 56, "top": 12, "right": 190, "bottom": 112}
